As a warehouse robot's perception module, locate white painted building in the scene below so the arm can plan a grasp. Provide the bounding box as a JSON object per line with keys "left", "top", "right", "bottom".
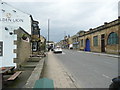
{"left": 0, "top": 1, "right": 31, "bottom": 68}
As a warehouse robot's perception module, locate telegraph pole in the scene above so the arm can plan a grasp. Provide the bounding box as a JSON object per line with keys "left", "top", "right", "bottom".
{"left": 48, "top": 19, "right": 50, "bottom": 43}
{"left": 48, "top": 19, "right": 50, "bottom": 52}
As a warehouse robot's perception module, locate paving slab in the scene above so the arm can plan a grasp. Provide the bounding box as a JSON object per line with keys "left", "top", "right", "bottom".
{"left": 42, "top": 51, "right": 78, "bottom": 88}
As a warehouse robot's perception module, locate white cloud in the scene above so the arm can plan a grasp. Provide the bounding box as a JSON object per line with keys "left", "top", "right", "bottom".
{"left": 2, "top": 0, "right": 119, "bottom": 3}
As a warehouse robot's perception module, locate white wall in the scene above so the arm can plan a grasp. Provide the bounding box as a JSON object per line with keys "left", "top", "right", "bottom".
{"left": 0, "top": 2, "right": 31, "bottom": 68}
{"left": 1, "top": 2, "right": 31, "bottom": 34}
{"left": 0, "top": 1, "right": 3, "bottom": 67}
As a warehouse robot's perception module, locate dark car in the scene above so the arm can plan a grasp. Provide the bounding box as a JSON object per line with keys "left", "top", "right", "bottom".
{"left": 109, "top": 76, "right": 120, "bottom": 90}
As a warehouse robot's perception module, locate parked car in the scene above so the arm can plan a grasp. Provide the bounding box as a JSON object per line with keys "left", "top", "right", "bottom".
{"left": 109, "top": 76, "right": 120, "bottom": 89}
{"left": 53, "top": 46, "right": 62, "bottom": 53}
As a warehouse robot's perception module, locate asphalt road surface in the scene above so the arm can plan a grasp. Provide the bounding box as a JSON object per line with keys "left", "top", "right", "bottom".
{"left": 52, "top": 49, "right": 118, "bottom": 88}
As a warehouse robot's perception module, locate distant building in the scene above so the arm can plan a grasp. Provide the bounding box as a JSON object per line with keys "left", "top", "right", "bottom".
{"left": 46, "top": 41, "right": 55, "bottom": 50}
{"left": 57, "top": 40, "right": 64, "bottom": 48}
{"left": 30, "top": 16, "right": 41, "bottom": 52}
{"left": 40, "top": 35, "right": 46, "bottom": 51}
{"left": 71, "top": 35, "right": 79, "bottom": 50}
{"left": 58, "top": 18, "right": 120, "bottom": 54}
{"left": 63, "top": 36, "right": 69, "bottom": 49}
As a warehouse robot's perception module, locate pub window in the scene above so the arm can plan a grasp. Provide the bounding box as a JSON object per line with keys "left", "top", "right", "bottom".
{"left": 108, "top": 32, "right": 119, "bottom": 45}
{"left": 93, "top": 36, "right": 98, "bottom": 46}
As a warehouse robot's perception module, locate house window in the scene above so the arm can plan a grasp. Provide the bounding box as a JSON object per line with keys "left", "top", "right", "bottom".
{"left": 81, "top": 39, "right": 83, "bottom": 47}
{"left": 32, "top": 41, "right": 38, "bottom": 51}
{"left": 93, "top": 36, "right": 98, "bottom": 46}
{"left": 108, "top": 32, "right": 119, "bottom": 45}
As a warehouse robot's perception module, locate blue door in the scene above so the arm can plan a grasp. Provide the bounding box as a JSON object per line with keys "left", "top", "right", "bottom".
{"left": 85, "top": 39, "right": 91, "bottom": 51}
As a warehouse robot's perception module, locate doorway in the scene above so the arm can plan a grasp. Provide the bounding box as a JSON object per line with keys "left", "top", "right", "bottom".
{"left": 85, "top": 38, "right": 91, "bottom": 51}
{"left": 101, "top": 34, "right": 105, "bottom": 52}
{"left": 32, "top": 41, "right": 38, "bottom": 52}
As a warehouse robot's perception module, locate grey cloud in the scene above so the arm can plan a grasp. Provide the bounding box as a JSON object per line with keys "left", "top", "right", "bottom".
{"left": 6, "top": 1, "right": 119, "bottom": 42}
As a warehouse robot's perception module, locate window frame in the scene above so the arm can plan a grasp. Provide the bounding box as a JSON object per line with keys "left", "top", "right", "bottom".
{"left": 93, "top": 36, "right": 98, "bottom": 46}
{"left": 107, "top": 32, "right": 119, "bottom": 45}
{"left": 81, "top": 39, "right": 83, "bottom": 47}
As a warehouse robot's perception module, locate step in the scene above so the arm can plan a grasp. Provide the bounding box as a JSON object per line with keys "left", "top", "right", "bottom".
{"left": 27, "top": 60, "right": 40, "bottom": 62}
{"left": 29, "top": 57, "right": 41, "bottom": 61}
{"left": 21, "top": 65, "right": 36, "bottom": 68}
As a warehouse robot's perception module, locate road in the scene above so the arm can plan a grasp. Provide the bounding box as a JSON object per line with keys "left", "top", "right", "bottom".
{"left": 52, "top": 49, "right": 118, "bottom": 88}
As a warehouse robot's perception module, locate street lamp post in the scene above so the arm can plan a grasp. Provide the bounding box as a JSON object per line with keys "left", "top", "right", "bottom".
{"left": 47, "top": 19, "right": 50, "bottom": 51}
{"left": 48, "top": 19, "right": 50, "bottom": 44}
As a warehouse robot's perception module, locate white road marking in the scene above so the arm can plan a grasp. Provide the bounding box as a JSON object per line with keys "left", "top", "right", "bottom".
{"left": 78, "top": 51, "right": 83, "bottom": 53}
{"left": 104, "top": 61, "right": 112, "bottom": 64}
{"left": 102, "top": 74, "right": 111, "bottom": 79}
{"left": 62, "top": 52, "right": 65, "bottom": 54}
{"left": 92, "top": 53, "right": 100, "bottom": 55}
{"left": 85, "top": 52, "right": 91, "bottom": 53}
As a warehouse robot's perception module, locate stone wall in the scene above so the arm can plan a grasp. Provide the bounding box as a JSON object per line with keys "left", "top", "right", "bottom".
{"left": 14, "top": 27, "right": 31, "bottom": 69}
{"left": 78, "top": 18, "right": 119, "bottom": 54}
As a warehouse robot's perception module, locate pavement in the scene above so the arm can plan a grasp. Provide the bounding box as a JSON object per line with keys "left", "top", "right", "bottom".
{"left": 78, "top": 51, "right": 120, "bottom": 58}
{"left": 42, "top": 51, "right": 79, "bottom": 88}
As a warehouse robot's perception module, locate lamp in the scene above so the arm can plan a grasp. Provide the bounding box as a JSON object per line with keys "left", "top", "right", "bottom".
{"left": 5, "top": 27, "right": 8, "bottom": 31}
{"left": 9, "top": 32, "right": 13, "bottom": 35}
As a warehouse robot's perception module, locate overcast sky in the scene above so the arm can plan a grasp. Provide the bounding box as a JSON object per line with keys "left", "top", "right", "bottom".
{"left": 3, "top": 0, "right": 119, "bottom": 42}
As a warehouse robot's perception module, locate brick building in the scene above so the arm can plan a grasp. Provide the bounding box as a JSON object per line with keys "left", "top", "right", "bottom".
{"left": 40, "top": 35, "right": 46, "bottom": 51}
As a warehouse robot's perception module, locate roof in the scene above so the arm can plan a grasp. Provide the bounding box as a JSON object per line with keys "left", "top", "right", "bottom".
{"left": 1, "top": 2, "right": 30, "bottom": 15}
